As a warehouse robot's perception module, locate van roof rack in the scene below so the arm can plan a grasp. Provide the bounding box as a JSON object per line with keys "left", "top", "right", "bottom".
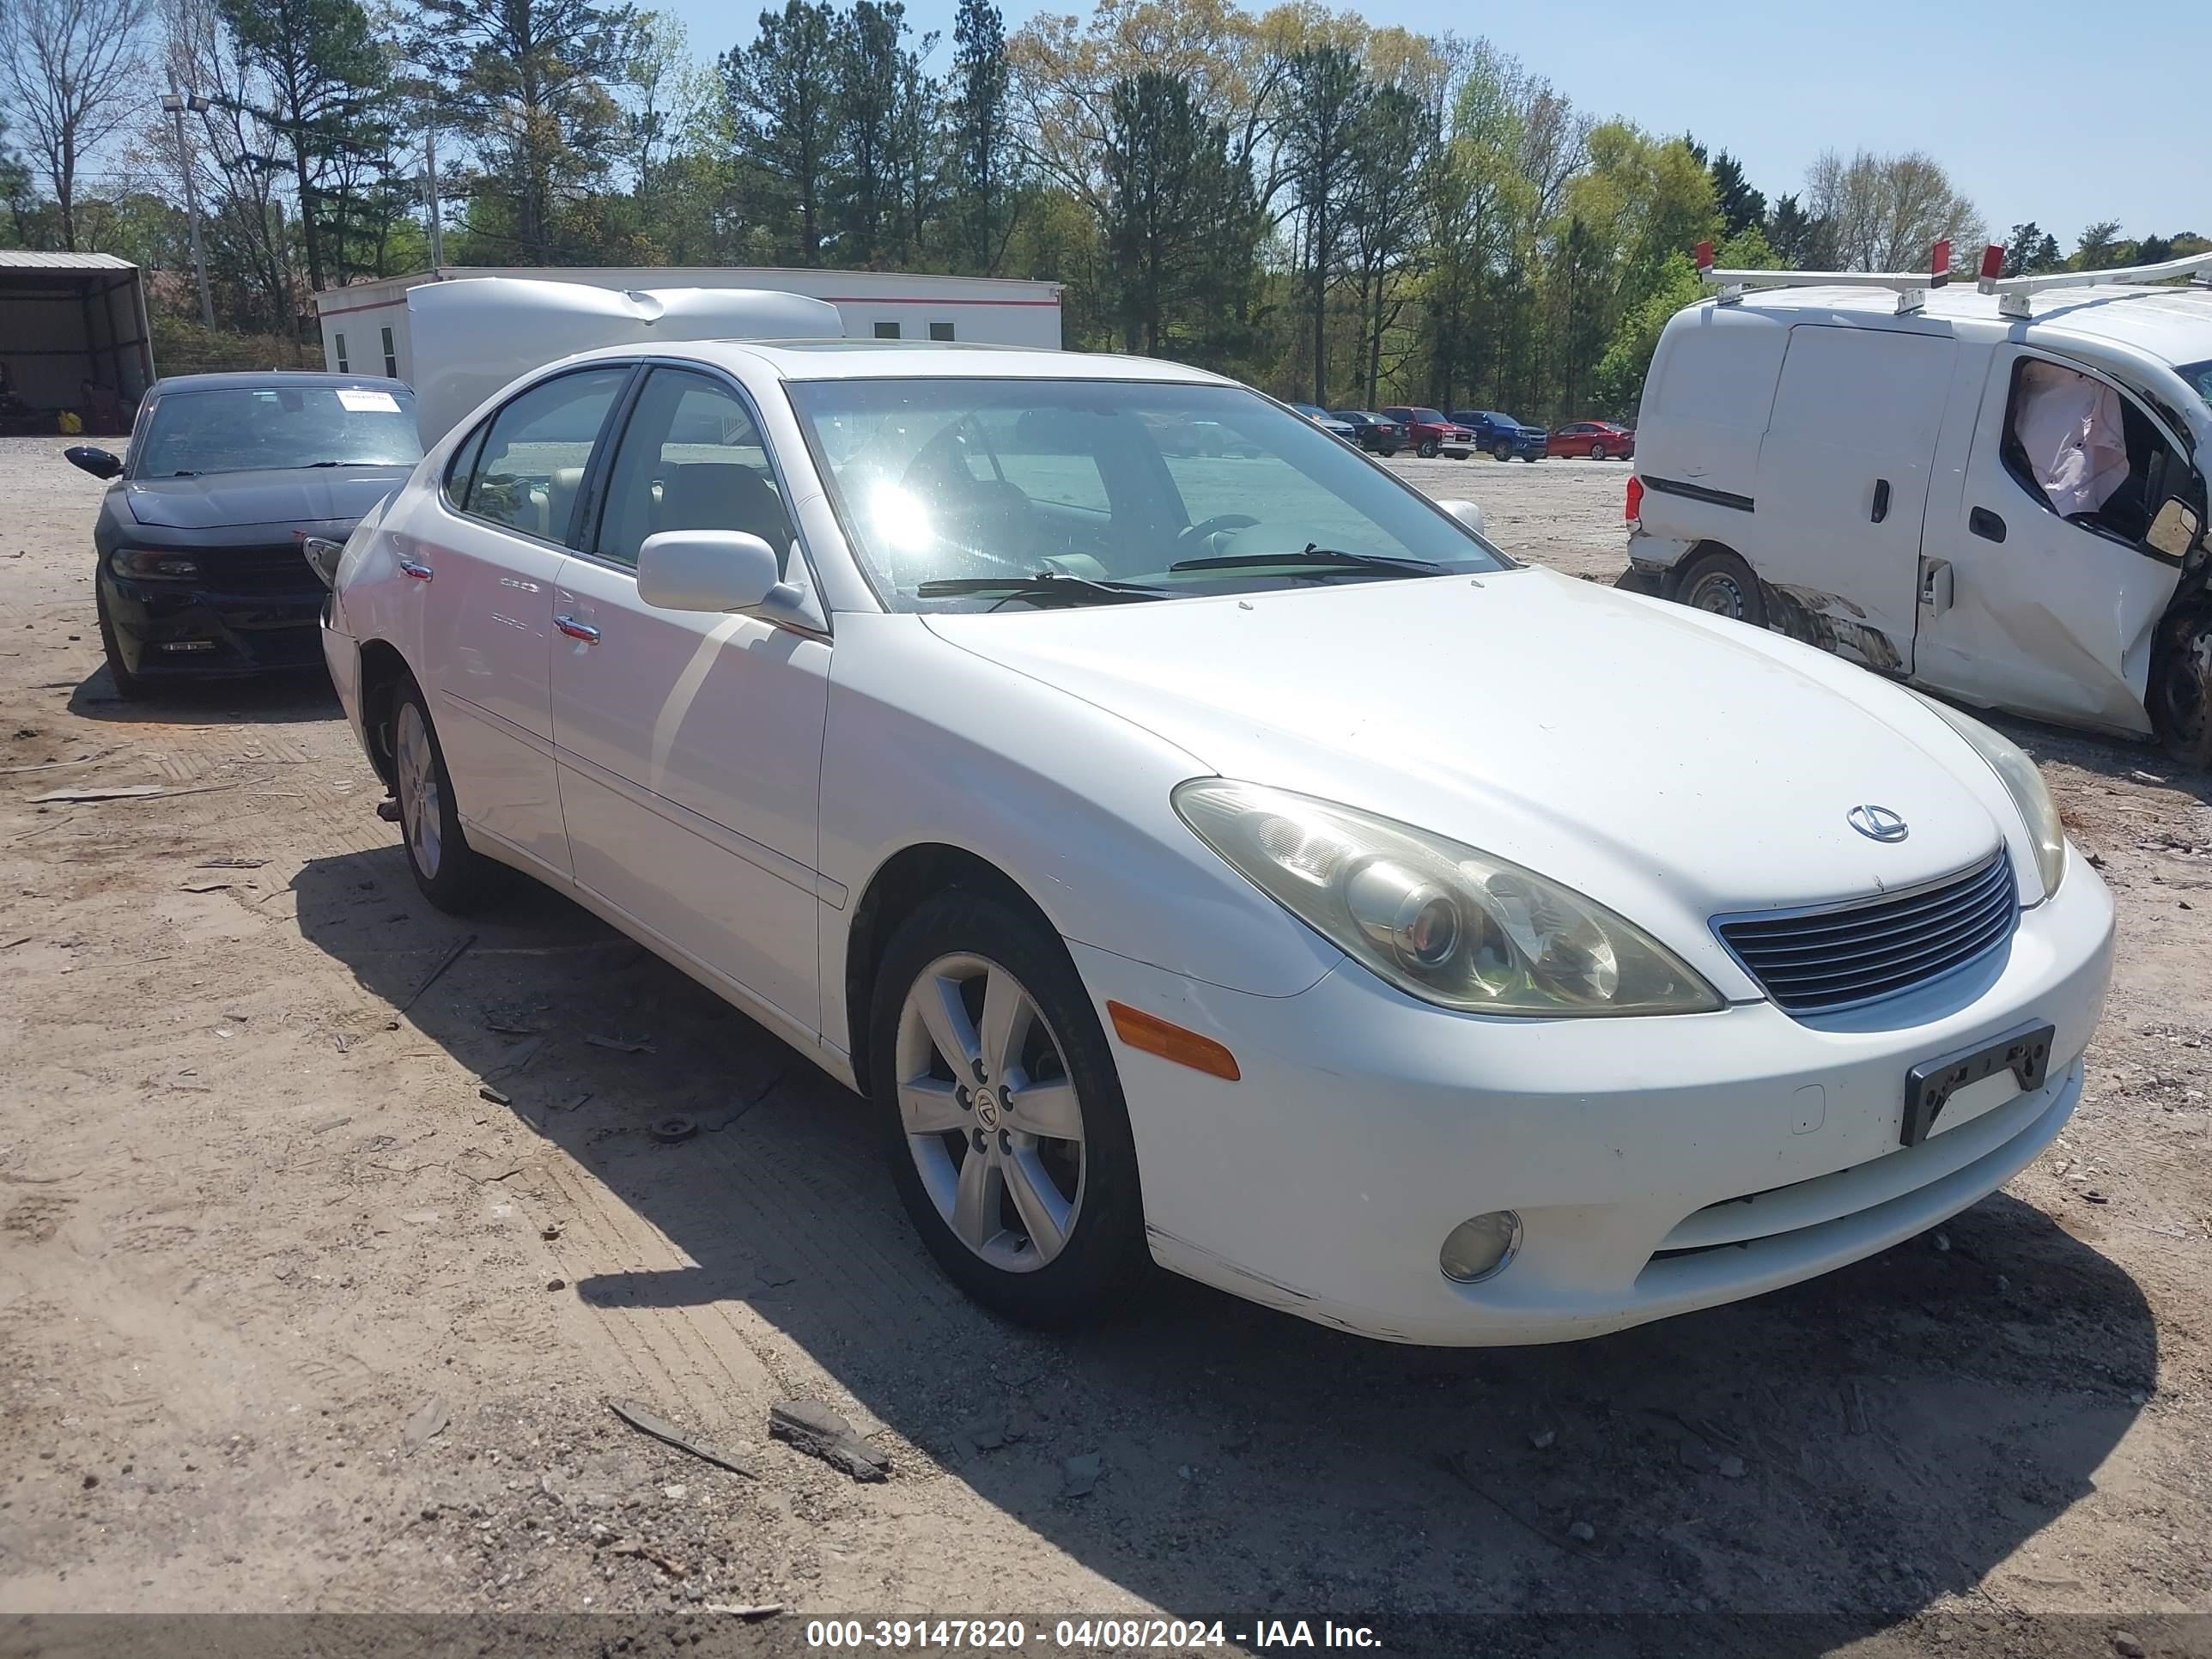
{"left": 1696, "top": 240, "right": 2212, "bottom": 319}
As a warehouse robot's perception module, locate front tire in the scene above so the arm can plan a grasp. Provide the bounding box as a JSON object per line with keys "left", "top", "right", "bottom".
{"left": 2149, "top": 603, "right": 2212, "bottom": 770}
{"left": 1492, "top": 441, "right": 1513, "bottom": 462}
{"left": 390, "top": 675, "right": 495, "bottom": 913}
{"left": 1589, "top": 443, "right": 1608, "bottom": 463}
{"left": 1674, "top": 548, "right": 1770, "bottom": 629}
{"left": 870, "top": 891, "right": 1149, "bottom": 1328}
{"left": 1417, "top": 438, "right": 1439, "bottom": 459}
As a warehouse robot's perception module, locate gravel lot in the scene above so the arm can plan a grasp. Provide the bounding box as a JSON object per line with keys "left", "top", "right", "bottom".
{"left": 3, "top": 437, "right": 2209, "bottom": 1654}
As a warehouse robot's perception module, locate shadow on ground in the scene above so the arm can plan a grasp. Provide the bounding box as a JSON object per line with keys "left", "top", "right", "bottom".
{"left": 293, "top": 844, "right": 2154, "bottom": 1656}
{"left": 66, "top": 663, "right": 338, "bottom": 726}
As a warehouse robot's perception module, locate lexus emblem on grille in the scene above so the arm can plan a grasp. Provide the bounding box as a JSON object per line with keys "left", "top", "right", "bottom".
{"left": 1847, "top": 804, "right": 1910, "bottom": 842}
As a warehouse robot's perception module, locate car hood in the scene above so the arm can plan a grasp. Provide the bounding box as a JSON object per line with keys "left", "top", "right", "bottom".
{"left": 923, "top": 568, "right": 2015, "bottom": 946}
{"left": 123, "top": 466, "right": 414, "bottom": 531}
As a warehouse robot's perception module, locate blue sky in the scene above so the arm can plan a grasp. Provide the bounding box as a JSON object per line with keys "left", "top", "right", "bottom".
{"left": 663, "top": 0, "right": 2211, "bottom": 253}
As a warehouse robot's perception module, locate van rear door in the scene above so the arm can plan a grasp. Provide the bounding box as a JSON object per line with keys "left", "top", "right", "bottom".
{"left": 1751, "top": 324, "right": 1956, "bottom": 674}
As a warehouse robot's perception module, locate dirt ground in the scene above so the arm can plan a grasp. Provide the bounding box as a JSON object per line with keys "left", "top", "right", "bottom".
{"left": 3, "top": 436, "right": 2209, "bottom": 1656}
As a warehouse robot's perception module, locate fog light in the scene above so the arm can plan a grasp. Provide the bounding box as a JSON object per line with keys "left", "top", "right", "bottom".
{"left": 1439, "top": 1211, "right": 1522, "bottom": 1284}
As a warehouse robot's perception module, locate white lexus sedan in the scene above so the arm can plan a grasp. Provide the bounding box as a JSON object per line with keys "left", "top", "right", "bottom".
{"left": 323, "top": 337, "right": 2115, "bottom": 1346}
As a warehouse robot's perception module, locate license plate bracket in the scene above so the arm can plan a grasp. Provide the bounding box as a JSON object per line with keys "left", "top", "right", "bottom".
{"left": 1901, "top": 1020, "right": 2055, "bottom": 1147}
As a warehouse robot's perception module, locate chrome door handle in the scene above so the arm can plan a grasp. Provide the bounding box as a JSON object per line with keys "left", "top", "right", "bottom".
{"left": 555, "top": 615, "right": 601, "bottom": 643}
{"left": 398, "top": 558, "right": 434, "bottom": 580}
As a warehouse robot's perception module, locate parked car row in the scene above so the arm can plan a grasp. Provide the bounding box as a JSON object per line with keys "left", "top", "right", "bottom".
{"left": 1286, "top": 402, "right": 1637, "bottom": 464}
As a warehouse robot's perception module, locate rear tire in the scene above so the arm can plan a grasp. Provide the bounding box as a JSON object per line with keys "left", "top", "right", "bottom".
{"left": 1674, "top": 548, "right": 1770, "bottom": 629}
{"left": 870, "top": 890, "right": 1149, "bottom": 1328}
{"left": 2149, "top": 602, "right": 2212, "bottom": 770}
{"left": 390, "top": 674, "right": 496, "bottom": 913}
{"left": 94, "top": 587, "right": 151, "bottom": 701}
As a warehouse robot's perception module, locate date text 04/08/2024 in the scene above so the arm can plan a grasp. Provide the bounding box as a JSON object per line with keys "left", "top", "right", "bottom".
{"left": 800, "top": 1620, "right": 1382, "bottom": 1649}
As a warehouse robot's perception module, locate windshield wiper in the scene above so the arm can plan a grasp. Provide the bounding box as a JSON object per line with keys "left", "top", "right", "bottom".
{"left": 303, "top": 459, "right": 392, "bottom": 468}
{"left": 1168, "top": 543, "right": 1445, "bottom": 576}
{"left": 915, "top": 572, "right": 1166, "bottom": 606}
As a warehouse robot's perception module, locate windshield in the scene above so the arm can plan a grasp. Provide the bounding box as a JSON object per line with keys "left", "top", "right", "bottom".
{"left": 2180, "top": 359, "right": 2212, "bottom": 414}
{"left": 791, "top": 379, "right": 1508, "bottom": 612}
{"left": 1407, "top": 408, "right": 1447, "bottom": 424}
{"left": 137, "top": 384, "right": 422, "bottom": 477}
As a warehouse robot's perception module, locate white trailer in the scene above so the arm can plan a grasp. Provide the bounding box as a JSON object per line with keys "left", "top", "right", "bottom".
{"left": 315, "top": 265, "right": 1062, "bottom": 386}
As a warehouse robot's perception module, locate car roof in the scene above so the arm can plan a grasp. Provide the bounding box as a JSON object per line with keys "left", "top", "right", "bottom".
{"left": 571, "top": 338, "right": 1241, "bottom": 386}
{"left": 151, "top": 370, "right": 411, "bottom": 394}
{"left": 1716, "top": 284, "right": 2212, "bottom": 364}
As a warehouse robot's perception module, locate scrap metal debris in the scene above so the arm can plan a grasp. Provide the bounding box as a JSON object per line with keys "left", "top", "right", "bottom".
{"left": 404, "top": 1395, "right": 451, "bottom": 1448}
{"left": 583, "top": 1034, "right": 656, "bottom": 1054}
{"left": 28, "top": 784, "right": 169, "bottom": 803}
{"left": 769, "top": 1401, "right": 889, "bottom": 1482}
{"left": 607, "top": 1398, "right": 762, "bottom": 1480}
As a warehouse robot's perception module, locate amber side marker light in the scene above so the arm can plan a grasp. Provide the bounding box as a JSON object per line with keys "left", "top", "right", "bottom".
{"left": 1106, "top": 1001, "right": 1242, "bottom": 1081}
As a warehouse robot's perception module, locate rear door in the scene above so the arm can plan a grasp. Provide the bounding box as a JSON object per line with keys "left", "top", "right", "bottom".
{"left": 416, "top": 363, "right": 634, "bottom": 878}
{"left": 1751, "top": 324, "right": 1956, "bottom": 674}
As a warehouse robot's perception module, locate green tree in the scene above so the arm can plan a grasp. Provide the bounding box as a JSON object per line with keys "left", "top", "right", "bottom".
{"left": 2074, "top": 219, "right": 2124, "bottom": 270}
{"left": 219, "top": 0, "right": 388, "bottom": 289}
{"left": 1343, "top": 82, "right": 1419, "bottom": 408}
{"left": 2001, "top": 221, "right": 2063, "bottom": 276}
{"left": 1707, "top": 148, "right": 1765, "bottom": 238}
{"left": 411, "top": 0, "right": 635, "bottom": 263}
{"left": 720, "top": 0, "right": 839, "bottom": 263}
{"left": 0, "top": 0, "right": 150, "bottom": 251}
{"left": 1097, "top": 68, "right": 1255, "bottom": 359}
{"left": 1280, "top": 42, "right": 1366, "bottom": 404}
{"left": 948, "top": 0, "right": 1014, "bottom": 271}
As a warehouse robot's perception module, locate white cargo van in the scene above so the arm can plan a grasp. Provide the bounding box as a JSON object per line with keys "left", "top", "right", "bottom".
{"left": 1625, "top": 249, "right": 2212, "bottom": 765}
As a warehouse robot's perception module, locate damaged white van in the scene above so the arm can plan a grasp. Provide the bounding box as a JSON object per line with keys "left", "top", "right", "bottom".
{"left": 1624, "top": 246, "right": 2212, "bottom": 766}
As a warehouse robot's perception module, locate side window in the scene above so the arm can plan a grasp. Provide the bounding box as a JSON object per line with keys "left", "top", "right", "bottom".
{"left": 442, "top": 419, "right": 489, "bottom": 511}
{"left": 874, "top": 321, "right": 901, "bottom": 340}
{"left": 380, "top": 325, "right": 398, "bottom": 380}
{"left": 333, "top": 332, "right": 349, "bottom": 374}
{"left": 2002, "top": 356, "right": 2178, "bottom": 544}
{"left": 930, "top": 321, "right": 955, "bottom": 343}
{"left": 593, "top": 368, "right": 793, "bottom": 569}
{"left": 466, "top": 367, "right": 630, "bottom": 547}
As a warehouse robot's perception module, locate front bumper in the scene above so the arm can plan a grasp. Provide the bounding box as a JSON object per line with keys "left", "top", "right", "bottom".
{"left": 1077, "top": 845, "right": 2113, "bottom": 1346}
{"left": 100, "top": 568, "right": 326, "bottom": 678}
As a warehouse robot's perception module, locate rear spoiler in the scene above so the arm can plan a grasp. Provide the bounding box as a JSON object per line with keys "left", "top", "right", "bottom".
{"left": 409, "top": 277, "right": 846, "bottom": 445}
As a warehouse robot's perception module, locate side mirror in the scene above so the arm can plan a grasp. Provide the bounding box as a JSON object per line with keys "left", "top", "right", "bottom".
{"left": 2147, "top": 496, "right": 2203, "bottom": 560}
{"left": 1435, "top": 497, "right": 1486, "bottom": 538}
{"left": 635, "top": 530, "right": 798, "bottom": 614}
{"left": 64, "top": 445, "right": 123, "bottom": 480}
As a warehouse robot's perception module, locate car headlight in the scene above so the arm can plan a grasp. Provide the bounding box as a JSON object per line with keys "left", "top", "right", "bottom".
{"left": 1173, "top": 780, "right": 1723, "bottom": 1017}
{"left": 110, "top": 549, "right": 201, "bottom": 580}
{"left": 1915, "top": 696, "right": 2066, "bottom": 901}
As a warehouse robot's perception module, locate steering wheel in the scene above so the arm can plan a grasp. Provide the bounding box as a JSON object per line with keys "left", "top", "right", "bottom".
{"left": 1176, "top": 513, "right": 1261, "bottom": 549}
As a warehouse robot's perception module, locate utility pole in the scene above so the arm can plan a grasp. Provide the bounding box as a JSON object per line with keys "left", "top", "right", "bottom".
{"left": 161, "top": 75, "right": 217, "bottom": 329}
{"left": 422, "top": 109, "right": 443, "bottom": 271}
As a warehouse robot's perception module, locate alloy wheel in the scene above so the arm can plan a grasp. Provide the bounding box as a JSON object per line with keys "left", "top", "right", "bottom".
{"left": 394, "top": 701, "right": 443, "bottom": 880}
{"left": 895, "top": 952, "right": 1085, "bottom": 1273}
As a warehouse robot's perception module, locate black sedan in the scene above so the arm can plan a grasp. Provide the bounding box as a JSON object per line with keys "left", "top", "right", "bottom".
{"left": 66, "top": 372, "right": 420, "bottom": 698}
{"left": 1330, "top": 411, "right": 1404, "bottom": 456}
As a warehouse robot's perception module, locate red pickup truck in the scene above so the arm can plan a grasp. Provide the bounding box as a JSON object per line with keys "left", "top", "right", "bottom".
{"left": 1378, "top": 406, "right": 1475, "bottom": 459}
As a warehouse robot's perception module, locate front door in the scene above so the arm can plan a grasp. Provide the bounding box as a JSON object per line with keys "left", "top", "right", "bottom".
{"left": 548, "top": 364, "right": 831, "bottom": 1036}
{"left": 415, "top": 363, "right": 633, "bottom": 878}
{"left": 1913, "top": 345, "right": 2193, "bottom": 735}
{"left": 1751, "top": 324, "right": 1957, "bottom": 674}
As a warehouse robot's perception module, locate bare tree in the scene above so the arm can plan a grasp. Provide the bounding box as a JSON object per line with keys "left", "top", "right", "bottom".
{"left": 1806, "top": 148, "right": 1984, "bottom": 273}
{"left": 0, "top": 0, "right": 153, "bottom": 248}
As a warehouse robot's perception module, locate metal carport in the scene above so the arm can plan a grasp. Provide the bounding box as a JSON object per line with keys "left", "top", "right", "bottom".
{"left": 0, "top": 251, "right": 155, "bottom": 435}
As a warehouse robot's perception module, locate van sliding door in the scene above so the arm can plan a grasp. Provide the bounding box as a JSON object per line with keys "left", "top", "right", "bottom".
{"left": 1751, "top": 325, "right": 1956, "bottom": 675}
